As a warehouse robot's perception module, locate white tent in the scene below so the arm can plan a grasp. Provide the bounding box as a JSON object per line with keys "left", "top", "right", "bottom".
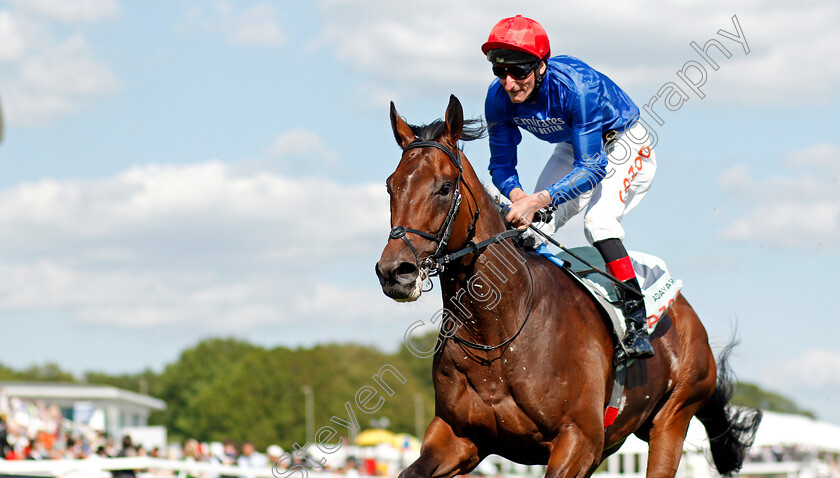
{"left": 751, "top": 411, "right": 840, "bottom": 453}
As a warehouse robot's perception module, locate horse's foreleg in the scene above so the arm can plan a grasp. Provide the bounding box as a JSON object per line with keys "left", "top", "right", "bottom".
{"left": 399, "top": 417, "right": 480, "bottom": 478}
{"left": 544, "top": 424, "right": 603, "bottom": 478}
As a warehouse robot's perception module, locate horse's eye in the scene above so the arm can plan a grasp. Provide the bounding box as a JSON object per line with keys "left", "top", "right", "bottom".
{"left": 437, "top": 183, "right": 452, "bottom": 196}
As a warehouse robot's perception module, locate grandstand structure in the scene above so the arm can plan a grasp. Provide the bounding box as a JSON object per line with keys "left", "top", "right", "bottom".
{"left": 0, "top": 381, "right": 165, "bottom": 448}
{"left": 1, "top": 382, "right": 839, "bottom": 478}
{"left": 591, "top": 412, "right": 840, "bottom": 478}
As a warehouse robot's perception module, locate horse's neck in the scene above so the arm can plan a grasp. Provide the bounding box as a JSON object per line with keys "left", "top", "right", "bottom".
{"left": 439, "top": 200, "right": 535, "bottom": 344}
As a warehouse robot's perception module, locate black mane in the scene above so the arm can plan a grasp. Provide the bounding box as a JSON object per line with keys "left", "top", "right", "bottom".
{"left": 408, "top": 118, "right": 486, "bottom": 142}
{"left": 406, "top": 118, "right": 510, "bottom": 224}
{"left": 404, "top": 116, "right": 522, "bottom": 244}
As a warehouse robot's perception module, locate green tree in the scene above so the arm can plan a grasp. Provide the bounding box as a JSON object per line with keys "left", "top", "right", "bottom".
{"left": 151, "top": 338, "right": 259, "bottom": 441}
{"left": 16, "top": 363, "right": 77, "bottom": 382}
{"left": 178, "top": 346, "right": 304, "bottom": 447}
{"left": 8, "top": 335, "right": 820, "bottom": 451}
{"left": 732, "top": 382, "right": 815, "bottom": 418}
{"left": 84, "top": 369, "right": 158, "bottom": 394}
{"left": 0, "top": 362, "right": 16, "bottom": 380}
{"left": 176, "top": 341, "right": 438, "bottom": 450}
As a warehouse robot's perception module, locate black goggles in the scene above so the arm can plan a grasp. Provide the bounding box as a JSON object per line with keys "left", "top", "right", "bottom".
{"left": 492, "top": 61, "right": 539, "bottom": 80}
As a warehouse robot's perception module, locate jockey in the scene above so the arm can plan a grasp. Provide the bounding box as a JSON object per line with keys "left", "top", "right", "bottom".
{"left": 482, "top": 15, "right": 657, "bottom": 361}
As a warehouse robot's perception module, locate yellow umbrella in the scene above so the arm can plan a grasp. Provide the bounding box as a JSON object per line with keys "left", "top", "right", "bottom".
{"left": 355, "top": 428, "right": 397, "bottom": 446}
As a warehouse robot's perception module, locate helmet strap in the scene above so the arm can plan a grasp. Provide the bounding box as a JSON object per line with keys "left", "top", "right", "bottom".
{"left": 525, "top": 61, "right": 546, "bottom": 103}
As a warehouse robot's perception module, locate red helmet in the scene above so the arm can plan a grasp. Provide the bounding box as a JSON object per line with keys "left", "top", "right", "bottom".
{"left": 481, "top": 15, "right": 550, "bottom": 61}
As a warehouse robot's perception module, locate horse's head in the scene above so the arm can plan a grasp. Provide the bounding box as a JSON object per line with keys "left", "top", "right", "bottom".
{"left": 375, "top": 95, "right": 482, "bottom": 302}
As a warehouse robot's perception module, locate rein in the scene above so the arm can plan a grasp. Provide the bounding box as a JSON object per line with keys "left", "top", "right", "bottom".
{"left": 451, "top": 248, "right": 536, "bottom": 352}
{"left": 387, "top": 139, "right": 535, "bottom": 353}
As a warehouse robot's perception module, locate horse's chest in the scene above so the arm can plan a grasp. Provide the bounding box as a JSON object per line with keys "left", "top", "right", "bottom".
{"left": 435, "top": 358, "right": 551, "bottom": 446}
{"left": 462, "top": 370, "right": 510, "bottom": 409}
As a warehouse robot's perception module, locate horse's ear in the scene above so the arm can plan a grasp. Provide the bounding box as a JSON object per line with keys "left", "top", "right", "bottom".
{"left": 443, "top": 94, "right": 464, "bottom": 143}
{"left": 390, "top": 101, "right": 416, "bottom": 149}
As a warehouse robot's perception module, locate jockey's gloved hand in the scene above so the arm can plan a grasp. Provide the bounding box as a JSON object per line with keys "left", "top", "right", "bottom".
{"left": 532, "top": 207, "right": 554, "bottom": 224}
{"left": 516, "top": 209, "right": 556, "bottom": 250}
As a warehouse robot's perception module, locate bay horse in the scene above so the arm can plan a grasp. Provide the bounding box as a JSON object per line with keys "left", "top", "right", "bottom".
{"left": 375, "top": 95, "right": 761, "bottom": 478}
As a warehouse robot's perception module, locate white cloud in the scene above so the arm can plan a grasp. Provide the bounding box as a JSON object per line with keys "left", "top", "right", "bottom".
{"left": 0, "top": 11, "right": 26, "bottom": 60}
{"left": 19, "top": 33, "right": 118, "bottom": 92}
{"left": 3, "top": 33, "right": 121, "bottom": 124}
{"left": 9, "top": 0, "right": 120, "bottom": 24}
{"left": 765, "top": 348, "right": 840, "bottom": 389}
{"left": 223, "top": 3, "right": 285, "bottom": 47}
{"left": 266, "top": 129, "right": 340, "bottom": 174}
{"left": 0, "top": 259, "right": 435, "bottom": 332}
{"left": 188, "top": 2, "right": 286, "bottom": 48}
{"left": 0, "top": 143, "right": 424, "bottom": 331}
{"left": 315, "top": 0, "right": 840, "bottom": 106}
{"left": 316, "top": 1, "right": 492, "bottom": 101}
{"left": 718, "top": 143, "right": 840, "bottom": 249}
{"left": 0, "top": 5, "right": 120, "bottom": 126}
{"left": 783, "top": 143, "right": 840, "bottom": 171}
{"left": 711, "top": 4, "right": 840, "bottom": 104}
{"left": 721, "top": 202, "right": 840, "bottom": 248}
{"left": 0, "top": 160, "right": 389, "bottom": 263}
{"left": 0, "top": 9, "right": 57, "bottom": 59}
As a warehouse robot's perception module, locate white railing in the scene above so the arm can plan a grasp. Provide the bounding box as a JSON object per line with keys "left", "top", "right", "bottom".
{"left": 0, "top": 457, "right": 347, "bottom": 478}
{"left": 739, "top": 460, "right": 840, "bottom": 478}
{"left": 3, "top": 457, "right": 835, "bottom": 478}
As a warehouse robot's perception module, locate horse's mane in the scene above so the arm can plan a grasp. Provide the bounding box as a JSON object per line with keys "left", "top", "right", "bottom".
{"left": 483, "top": 184, "right": 514, "bottom": 223}
{"left": 408, "top": 118, "right": 487, "bottom": 142}
{"left": 406, "top": 117, "right": 512, "bottom": 224}
{"left": 406, "top": 116, "right": 526, "bottom": 242}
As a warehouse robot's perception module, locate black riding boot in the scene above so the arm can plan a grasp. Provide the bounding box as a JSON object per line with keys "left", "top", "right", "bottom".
{"left": 593, "top": 238, "right": 655, "bottom": 363}
{"left": 614, "top": 279, "right": 655, "bottom": 364}
{"left": 620, "top": 293, "right": 655, "bottom": 361}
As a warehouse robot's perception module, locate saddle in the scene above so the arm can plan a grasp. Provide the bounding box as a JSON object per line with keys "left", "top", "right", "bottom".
{"left": 536, "top": 245, "right": 681, "bottom": 338}
{"left": 535, "top": 245, "right": 683, "bottom": 428}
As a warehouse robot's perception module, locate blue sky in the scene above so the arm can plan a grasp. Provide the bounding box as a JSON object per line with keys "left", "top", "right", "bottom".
{"left": 1, "top": 1, "right": 839, "bottom": 424}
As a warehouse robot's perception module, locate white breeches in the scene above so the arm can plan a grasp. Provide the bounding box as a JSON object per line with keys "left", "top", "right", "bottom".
{"left": 534, "top": 121, "right": 657, "bottom": 244}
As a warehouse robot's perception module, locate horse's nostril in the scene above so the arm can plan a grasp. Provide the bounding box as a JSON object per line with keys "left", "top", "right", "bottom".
{"left": 375, "top": 262, "right": 388, "bottom": 284}
{"left": 376, "top": 260, "right": 418, "bottom": 290}
{"left": 394, "top": 261, "right": 418, "bottom": 279}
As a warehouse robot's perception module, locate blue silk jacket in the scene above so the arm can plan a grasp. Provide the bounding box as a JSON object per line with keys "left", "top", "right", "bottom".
{"left": 485, "top": 55, "right": 640, "bottom": 206}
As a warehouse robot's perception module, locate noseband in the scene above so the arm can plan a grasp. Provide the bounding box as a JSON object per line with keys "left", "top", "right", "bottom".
{"left": 388, "top": 140, "right": 479, "bottom": 277}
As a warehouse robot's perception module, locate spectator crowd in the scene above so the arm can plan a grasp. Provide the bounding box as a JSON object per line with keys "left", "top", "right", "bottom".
{"left": 0, "top": 390, "right": 367, "bottom": 477}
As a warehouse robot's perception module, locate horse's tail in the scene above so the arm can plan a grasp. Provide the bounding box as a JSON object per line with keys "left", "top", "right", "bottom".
{"left": 695, "top": 341, "right": 762, "bottom": 476}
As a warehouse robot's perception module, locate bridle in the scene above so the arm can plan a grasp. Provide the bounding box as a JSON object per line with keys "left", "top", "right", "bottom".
{"left": 387, "top": 140, "right": 480, "bottom": 278}
{"left": 387, "top": 139, "right": 535, "bottom": 352}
